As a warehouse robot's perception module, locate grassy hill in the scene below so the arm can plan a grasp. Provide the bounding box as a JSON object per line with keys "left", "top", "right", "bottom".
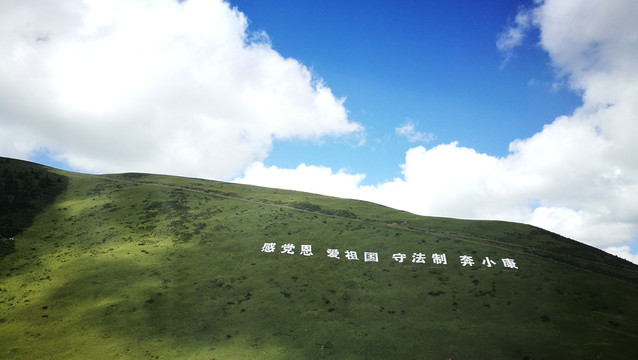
{"left": 1, "top": 156, "right": 638, "bottom": 359}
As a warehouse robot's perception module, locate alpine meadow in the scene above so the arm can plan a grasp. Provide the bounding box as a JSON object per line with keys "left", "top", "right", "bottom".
{"left": 1, "top": 156, "right": 638, "bottom": 359}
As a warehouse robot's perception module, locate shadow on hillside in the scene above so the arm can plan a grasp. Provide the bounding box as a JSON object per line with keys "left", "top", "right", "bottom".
{"left": 0, "top": 158, "right": 68, "bottom": 260}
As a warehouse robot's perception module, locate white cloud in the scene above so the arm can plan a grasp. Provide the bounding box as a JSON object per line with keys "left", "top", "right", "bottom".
{"left": 0, "top": 0, "right": 361, "bottom": 179}
{"left": 496, "top": 7, "right": 533, "bottom": 63}
{"left": 236, "top": 162, "right": 367, "bottom": 200}
{"left": 237, "top": 0, "right": 638, "bottom": 263}
{"left": 395, "top": 119, "right": 435, "bottom": 143}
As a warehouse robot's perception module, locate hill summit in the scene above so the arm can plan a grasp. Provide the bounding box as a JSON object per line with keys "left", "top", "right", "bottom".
{"left": 1, "top": 156, "right": 637, "bottom": 359}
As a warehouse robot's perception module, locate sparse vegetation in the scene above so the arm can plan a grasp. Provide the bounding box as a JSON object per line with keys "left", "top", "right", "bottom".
{"left": 1, "top": 157, "right": 638, "bottom": 359}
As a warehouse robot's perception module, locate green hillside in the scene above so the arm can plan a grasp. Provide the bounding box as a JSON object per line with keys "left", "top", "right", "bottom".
{"left": 1, "top": 157, "right": 638, "bottom": 359}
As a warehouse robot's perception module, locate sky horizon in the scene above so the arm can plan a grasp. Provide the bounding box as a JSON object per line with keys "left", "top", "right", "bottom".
{"left": 1, "top": 0, "right": 637, "bottom": 263}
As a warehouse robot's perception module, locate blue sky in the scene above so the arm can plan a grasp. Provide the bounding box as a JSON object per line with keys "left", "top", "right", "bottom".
{"left": 1, "top": 0, "right": 637, "bottom": 263}
{"left": 233, "top": 0, "right": 581, "bottom": 184}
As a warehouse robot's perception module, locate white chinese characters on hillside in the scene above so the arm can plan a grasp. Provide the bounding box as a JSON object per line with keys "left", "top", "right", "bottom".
{"left": 260, "top": 242, "right": 518, "bottom": 269}
{"left": 432, "top": 253, "right": 447, "bottom": 265}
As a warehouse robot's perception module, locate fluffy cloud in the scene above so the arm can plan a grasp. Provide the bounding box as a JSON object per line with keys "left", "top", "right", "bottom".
{"left": 0, "top": 0, "right": 360, "bottom": 179}
{"left": 237, "top": 0, "right": 638, "bottom": 262}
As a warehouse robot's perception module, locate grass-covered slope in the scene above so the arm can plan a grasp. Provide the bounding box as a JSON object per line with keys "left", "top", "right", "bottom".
{"left": 0, "top": 158, "right": 67, "bottom": 259}
{"left": 1, "top": 157, "right": 638, "bottom": 359}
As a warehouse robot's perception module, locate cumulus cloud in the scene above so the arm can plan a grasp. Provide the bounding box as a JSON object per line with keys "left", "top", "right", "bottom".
{"left": 395, "top": 119, "right": 435, "bottom": 143}
{"left": 237, "top": 0, "right": 638, "bottom": 263}
{"left": 0, "top": 0, "right": 361, "bottom": 179}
